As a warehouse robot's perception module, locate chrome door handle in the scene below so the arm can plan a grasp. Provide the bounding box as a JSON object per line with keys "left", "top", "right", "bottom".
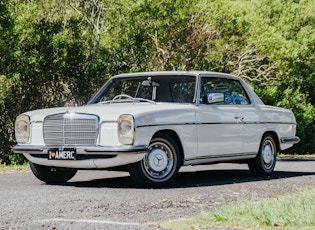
{"left": 234, "top": 115, "right": 244, "bottom": 121}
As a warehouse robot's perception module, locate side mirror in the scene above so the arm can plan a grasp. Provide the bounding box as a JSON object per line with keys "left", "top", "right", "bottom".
{"left": 207, "top": 93, "right": 224, "bottom": 104}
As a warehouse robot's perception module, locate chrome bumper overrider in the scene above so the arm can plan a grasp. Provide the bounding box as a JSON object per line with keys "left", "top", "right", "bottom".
{"left": 280, "top": 136, "right": 300, "bottom": 144}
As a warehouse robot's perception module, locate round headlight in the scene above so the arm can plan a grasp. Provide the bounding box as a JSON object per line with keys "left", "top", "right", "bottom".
{"left": 15, "top": 115, "right": 30, "bottom": 144}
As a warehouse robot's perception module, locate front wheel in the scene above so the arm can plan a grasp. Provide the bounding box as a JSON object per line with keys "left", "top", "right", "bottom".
{"left": 129, "top": 133, "right": 182, "bottom": 187}
{"left": 29, "top": 162, "right": 77, "bottom": 184}
{"left": 248, "top": 134, "right": 277, "bottom": 176}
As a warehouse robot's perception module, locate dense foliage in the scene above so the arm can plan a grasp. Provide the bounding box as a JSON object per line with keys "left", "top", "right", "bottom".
{"left": 1, "top": 0, "right": 314, "bottom": 163}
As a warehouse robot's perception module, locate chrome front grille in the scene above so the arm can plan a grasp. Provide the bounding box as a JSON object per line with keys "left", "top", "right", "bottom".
{"left": 43, "top": 113, "right": 99, "bottom": 145}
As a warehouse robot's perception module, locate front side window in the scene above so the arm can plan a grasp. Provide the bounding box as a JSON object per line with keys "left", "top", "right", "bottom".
{"left": 200, "top": 77, "right": 250, "bottom": 105}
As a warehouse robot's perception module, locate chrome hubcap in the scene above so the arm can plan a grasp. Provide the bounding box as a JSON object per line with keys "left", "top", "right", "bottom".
{"left": 262, "top": 139, "right": 275, "bottom": 170}
{"left": 147, "top": 148, "right": 168, "bottom": 172}
{"left": 143, "top": 141, "right": 174, "bottom": 179}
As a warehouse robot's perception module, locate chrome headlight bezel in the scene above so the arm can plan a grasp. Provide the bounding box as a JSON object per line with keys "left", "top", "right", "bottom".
{"left": 15, "top": 115, "right": 30, "bottom": 144}
{"left": 118, "top": 114, "right": 135, "bottom": 145}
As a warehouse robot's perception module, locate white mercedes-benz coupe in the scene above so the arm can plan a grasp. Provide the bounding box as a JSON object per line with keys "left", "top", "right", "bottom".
{"left": 14, "top": 71, "right": 300, "bottom": 187}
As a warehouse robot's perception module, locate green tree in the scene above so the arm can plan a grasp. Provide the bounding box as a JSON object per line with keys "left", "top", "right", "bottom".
{"left": 1, "top": 0, "right": 315, "bottom": 163}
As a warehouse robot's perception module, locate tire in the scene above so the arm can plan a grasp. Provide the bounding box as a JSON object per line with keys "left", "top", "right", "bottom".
{"left": 29, "top": 162, "right": 77, "bottom": 184}
{"left": 129, "top": 133, "right": 182, "bottom": 187}
{"left": 248, "top": 134, "right": 277, "bottom": 176}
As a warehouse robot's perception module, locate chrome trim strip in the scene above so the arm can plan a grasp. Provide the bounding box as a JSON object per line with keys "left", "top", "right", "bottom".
{"left": 186, "top": 152, "right": 257, "bottom": 161}
{"left": 184, "top": 152, "right": 257, "bottom": 166}
{"left": 136, "top": 121, "right": 297, "bottom": 128}
{"left": 136, "top": 122, "right": 196, "bottom": 128}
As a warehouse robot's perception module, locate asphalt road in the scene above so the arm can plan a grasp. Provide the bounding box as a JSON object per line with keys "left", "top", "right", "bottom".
{"left": 1, "top": 159, "right": 314, "bottom": 230}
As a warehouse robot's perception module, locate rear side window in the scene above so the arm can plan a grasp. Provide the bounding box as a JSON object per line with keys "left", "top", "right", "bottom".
{"left": 200, "top": 77, "right": 250, "bottom": 105}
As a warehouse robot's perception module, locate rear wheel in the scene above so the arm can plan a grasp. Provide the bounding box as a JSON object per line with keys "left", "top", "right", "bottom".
{"left": 29, "top": 162, "right": 77, "bottom": 184}
{"left": 129, "top": 133, "right": 182, "bottom": 187}
{"left": 248, "top": 134, "right": 277, "bottom": 176}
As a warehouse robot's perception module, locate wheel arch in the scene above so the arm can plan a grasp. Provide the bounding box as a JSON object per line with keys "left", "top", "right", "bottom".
{"left": 152, "top": 129, "right": 184, "bottom": 166}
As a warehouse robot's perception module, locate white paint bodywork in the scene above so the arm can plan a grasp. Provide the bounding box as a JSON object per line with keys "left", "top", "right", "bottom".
{"left": 13, "top": 71, "right": 298, "bottom": 169}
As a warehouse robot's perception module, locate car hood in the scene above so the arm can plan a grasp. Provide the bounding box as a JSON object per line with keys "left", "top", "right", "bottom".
{"left": 23, "top": 102, "right": 195, "bottom": 123}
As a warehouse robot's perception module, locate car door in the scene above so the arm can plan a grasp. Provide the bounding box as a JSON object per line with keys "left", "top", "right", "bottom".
{"left": 196, "top": 76, "right": 249, "bottom": 158}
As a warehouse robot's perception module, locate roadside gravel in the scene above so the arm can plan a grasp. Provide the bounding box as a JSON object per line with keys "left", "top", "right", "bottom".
{"left": 0, "top": 159, "right": 314, "bottom": 229}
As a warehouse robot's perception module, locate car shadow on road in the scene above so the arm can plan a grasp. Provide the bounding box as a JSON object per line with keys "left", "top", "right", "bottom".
{"left": 172, "top": 169, "right": 314, "bottom": 188}
{"left": 63, "top": 168, "right": 315, "bottom": 189}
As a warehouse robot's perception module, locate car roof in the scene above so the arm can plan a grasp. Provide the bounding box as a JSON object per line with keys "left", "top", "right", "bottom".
{"left": 113, "top": 71, "right": 241, "bottom": 80}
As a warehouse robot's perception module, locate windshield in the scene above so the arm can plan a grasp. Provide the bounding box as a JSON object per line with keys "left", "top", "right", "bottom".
{"left": 90, "top": 75, "right": 196, "bottom": 104}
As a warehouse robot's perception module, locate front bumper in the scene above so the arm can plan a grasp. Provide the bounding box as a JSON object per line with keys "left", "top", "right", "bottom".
{"left": 13, "top": 145, "right": 147, "bottom": 169}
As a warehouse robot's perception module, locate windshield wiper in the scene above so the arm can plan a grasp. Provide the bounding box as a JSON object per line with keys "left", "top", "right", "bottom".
{"left": 98, "top": 97, "right": 156, "bottom": 104}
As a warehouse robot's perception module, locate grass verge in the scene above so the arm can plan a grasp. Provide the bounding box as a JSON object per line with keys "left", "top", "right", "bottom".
{"left": 162, "top": 187, "right": 315, "bottom": 230}
{"left": 278, "top": 153, "right": 315, "bottom": 160}
{"left": 0, "top": 162, "right": 30, "bottom": 174}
